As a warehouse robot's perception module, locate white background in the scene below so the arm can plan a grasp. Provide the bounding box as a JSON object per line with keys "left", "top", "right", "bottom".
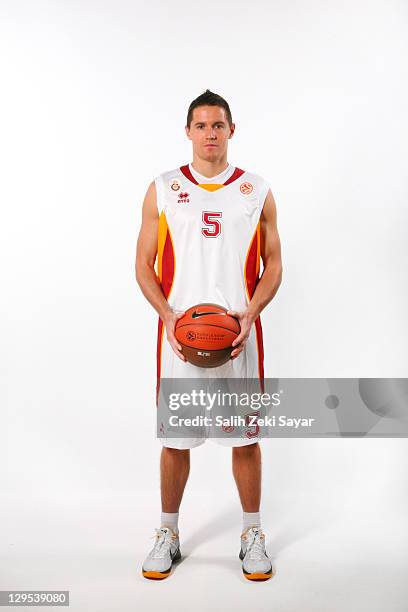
{"left": 1, "top": 1, "right": 408, "bottom": 610}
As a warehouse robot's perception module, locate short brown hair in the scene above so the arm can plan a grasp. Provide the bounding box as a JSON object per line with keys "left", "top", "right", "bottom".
{"left": 186, "top": 89, "right": 233, "bottom": 128}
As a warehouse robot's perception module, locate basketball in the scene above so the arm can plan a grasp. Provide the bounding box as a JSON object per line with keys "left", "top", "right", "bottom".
{"left": 175, "top": 303, "right": 241, "bottom": 368}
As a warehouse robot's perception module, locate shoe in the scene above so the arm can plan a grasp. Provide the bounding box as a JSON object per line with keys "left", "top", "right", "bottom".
{"left": 142, "top": 526, "right": 181, "bottom": 580}
{"left": 239, "top": 526, "right": 273, "bottom": 581}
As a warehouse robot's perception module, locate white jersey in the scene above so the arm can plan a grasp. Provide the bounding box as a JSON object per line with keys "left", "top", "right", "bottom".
{"left": 154, "top": 162, "right": 270, "bottom": 398}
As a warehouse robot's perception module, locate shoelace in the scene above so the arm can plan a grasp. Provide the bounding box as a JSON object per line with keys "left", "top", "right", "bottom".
{"left": 150, "top": 528, "right": 176, "bottom": 559}
{"left": 244, "top": 529, "right": 266, "bottom": 560}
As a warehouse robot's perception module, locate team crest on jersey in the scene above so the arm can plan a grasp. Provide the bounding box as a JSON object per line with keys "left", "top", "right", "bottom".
{"left": 169, "top": 178, "right": 182, "bottom": 192}
{"left": 178, "top": 192, "right": 190, "bottom": 203}
{"left": 240, "top": 181, "right": 253, "bottom": 194}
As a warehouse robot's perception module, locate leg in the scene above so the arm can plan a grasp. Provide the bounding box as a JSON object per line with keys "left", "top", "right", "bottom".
{"left": 232, "top": 442, "right": 261, "bottom": 512}
{"left": 161, "top": 447, "right": 191, "bottom": 512}
{"left": 233, "top": 443, "right": 272, "bottom": 581}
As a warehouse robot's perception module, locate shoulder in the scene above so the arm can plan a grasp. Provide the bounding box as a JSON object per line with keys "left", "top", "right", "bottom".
{"left": 240, "top": 168, "right": 269, "bottom": 186}
{"left": 154, "top": 166, "right": 184, "bottom": 185}
{"left": 153, "top": 166, "right": 186, "bottom": 214}
{"left": 238, "top": 168, "right": 270, "bottom": 203}
{"left": 154, "top": 166, "right": 186, "bottom": 199}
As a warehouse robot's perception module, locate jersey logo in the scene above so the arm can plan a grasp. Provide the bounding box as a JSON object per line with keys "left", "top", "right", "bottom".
{"left": 192, "top": 310, "right": 225, "bottom": 319}
{"left": 177, "top": 192, "right": 190, "bottom": 203}
{"left": 169, "top": 178, "right": 182, "bottom": 192}
{"left": 240, "top": 181, "right": 253, "bottom": 194}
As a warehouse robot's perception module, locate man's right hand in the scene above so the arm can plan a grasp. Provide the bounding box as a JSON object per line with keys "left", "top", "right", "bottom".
{"left": 163, "top": 310, "right": 187, "bottom": 362}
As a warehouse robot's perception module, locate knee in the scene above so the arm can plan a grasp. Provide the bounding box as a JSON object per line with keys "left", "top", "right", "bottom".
{"left": 162, "top": 447, "right": 190, "bottom": 458}
{"left": 162, "top": 446, "right": 190, "bottom": 461}
{"left": 232, "top": 442, "right": 260, "bottom": 456}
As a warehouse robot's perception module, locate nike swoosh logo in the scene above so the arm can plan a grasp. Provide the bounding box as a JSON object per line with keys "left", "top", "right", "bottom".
{"left": 191, "top": 311, "right": 225, "bottom": 318}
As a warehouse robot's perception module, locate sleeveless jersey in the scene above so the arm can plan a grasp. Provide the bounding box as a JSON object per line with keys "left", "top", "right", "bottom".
{"left": 154, "top": 163, "right": 270, "bottom": 399}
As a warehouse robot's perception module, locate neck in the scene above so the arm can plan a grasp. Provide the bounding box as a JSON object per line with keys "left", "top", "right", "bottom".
{"left": 191, "top": 154, "right": 229, "bottom": 178}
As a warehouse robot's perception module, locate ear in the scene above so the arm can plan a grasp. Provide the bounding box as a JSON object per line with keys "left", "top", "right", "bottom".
{"left": 228, "top": 123, "right": 236, "bottom": 139}
{"left": 185, "top": 125, "right": 192, "bottom": 140}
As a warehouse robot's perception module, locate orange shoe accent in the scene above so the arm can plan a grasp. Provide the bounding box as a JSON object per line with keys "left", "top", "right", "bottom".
{"left": 243, "top": 570, "right": 273, "bottom": 581}
{"left": 142, "top": 569, "right": 171, "bottom": 580}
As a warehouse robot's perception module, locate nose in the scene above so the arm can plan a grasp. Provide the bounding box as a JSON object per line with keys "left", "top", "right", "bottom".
{"left": 205, "top": 127, "right": 216, "bottom": 139}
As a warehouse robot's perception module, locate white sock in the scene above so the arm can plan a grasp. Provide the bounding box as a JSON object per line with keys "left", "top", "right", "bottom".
{"left": 243, "top": 511, "right": 261, "bottom": 532}
{"left": 161, "top": 512, "right": 179, "bottom": 534}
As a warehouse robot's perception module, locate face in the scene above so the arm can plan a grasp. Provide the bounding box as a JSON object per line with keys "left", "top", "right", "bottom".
{"left": 185, "top": 105, "right": 235, "bottom": 161}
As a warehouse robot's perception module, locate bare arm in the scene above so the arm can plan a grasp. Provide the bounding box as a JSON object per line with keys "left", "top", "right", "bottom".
{"left": 135, "top": 181, "right": 186, "bottom": 361}
{"left": 228, "top": 189, "right": 283, "bottom": 358}
{"left": 247, "top": 188, "right": 283, "bottom": 319}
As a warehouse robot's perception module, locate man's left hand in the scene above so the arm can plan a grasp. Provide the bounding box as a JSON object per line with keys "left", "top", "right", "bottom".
{"left": 226, "top": 309, "right": 256, "bottom": 360}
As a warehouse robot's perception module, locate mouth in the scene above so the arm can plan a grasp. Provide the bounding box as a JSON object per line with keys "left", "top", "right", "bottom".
{"left": 204, "top": 144, "right": 217, "bottom": 148}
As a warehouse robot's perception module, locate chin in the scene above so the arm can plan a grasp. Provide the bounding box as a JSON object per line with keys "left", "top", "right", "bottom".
{"left": 202, "top": 149, "right": 219, "bottom": 159}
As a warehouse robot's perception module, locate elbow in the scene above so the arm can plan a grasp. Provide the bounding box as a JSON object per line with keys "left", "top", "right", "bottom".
{"left": 266, "top": 260, "right": 282, "bottom": 288}
{"left": 135, "top": 257, "right": 155, "bottom": 288}
{"left": 135, "top": 268, "right": 145, "bottom": 290}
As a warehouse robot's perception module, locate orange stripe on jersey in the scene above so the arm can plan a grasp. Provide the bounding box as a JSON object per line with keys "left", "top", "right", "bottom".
{"left": 244, "top": 221, "right": 264, "bottom": 390}
{"left": 156, "top": 212, "right": 176, "bottom": 406}
{"left": 198, "top": 183, "right": 224, "bottom": 192}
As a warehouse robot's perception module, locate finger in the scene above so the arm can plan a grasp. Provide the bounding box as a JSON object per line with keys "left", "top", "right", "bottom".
{"left": 233, "top": 338, "right": 247, "bottom": 353}
{"left": 227, "top": 310, "right": 239, "bottom": 317}
{"left": 232, "top": 333, "right": 247, "bottom": 347}
{"left": 170, "top": 343, "right": 186, "bottom": 361}
{"left": 167, "top": 332, "right": 182, "bottom": 352}
{"left": 231, "top": 344, "right": 244, "bottom": 358}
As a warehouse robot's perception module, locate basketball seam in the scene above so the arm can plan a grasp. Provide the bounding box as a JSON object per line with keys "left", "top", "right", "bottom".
{"left": 176, "top": 323, "right": 240, "bottom": 334}
{"left": 179, "top": 346, "right": 232, "bottom": 353}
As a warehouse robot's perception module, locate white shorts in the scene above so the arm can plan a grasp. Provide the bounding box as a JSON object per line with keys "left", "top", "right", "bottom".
{"left": 156, "top": 317, "right": 264, "bottom": 449}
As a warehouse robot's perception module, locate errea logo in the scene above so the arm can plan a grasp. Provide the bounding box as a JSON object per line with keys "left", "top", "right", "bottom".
{"left": 178, "top": 192, "right": 190, "bottom": 203}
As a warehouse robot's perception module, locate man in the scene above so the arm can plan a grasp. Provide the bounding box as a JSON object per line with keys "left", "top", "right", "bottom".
{"left": 135, "top": 89, "right": 282, "bottom": 581}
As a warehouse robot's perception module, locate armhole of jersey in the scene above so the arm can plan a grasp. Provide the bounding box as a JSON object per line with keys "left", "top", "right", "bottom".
{"left": 154, "top": 175, "right": 163, "bottom": 216}
{"left": 259, "top": 178, "right": 271, "bottom": 215}
{"left": 258, "top": 178, "right": 271, "bottom": 275}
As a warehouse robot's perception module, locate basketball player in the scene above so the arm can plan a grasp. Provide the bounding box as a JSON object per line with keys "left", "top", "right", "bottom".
{"left": 135, "top": 90, "right": 282, "bottom": 580}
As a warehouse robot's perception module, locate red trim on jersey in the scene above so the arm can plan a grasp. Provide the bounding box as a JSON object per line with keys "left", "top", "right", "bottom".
{"left": 156, "top": 318, "right": 164, "bottom": 407}
{"left": 179, "top": 164, "right": 245, "bottom": 186}
{"left": 245, "top": 230, "right": 258, "bottom": 298}
{"left": 245, "top": 228, "right": 265, "bottom": 393}
{"left": 161, "top": 231, "right": 175, "bottom": 299}
{"left": 223, "top": 166, "right": 245, "bottom": 185}
{"left": 180, "top": 164, "right": 199, "bottom": 185}
{"left": 156, "top": 228, "right": 175, "bottom": 407}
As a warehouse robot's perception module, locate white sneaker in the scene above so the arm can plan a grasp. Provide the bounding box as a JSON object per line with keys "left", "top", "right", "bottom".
{"left": 239, "top": 526, "right": 273, "bottom": 581}
{"left": 142, "top": 526, "right": 181, "bottom": 580}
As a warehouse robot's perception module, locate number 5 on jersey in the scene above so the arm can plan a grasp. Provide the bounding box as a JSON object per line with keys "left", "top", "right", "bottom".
{"left": 202, "top": 211, "right": 222, "bottom": 238}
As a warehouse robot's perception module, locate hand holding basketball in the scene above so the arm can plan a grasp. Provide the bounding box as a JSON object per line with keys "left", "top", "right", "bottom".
{"left": 174, "top": 304, "right": 240, "bottom": 367}
{"left": 226, "top": 309, "right": 255, "bottom": 359}
{"left": 163, "top": 309, "right": 187, "bottom": 362}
